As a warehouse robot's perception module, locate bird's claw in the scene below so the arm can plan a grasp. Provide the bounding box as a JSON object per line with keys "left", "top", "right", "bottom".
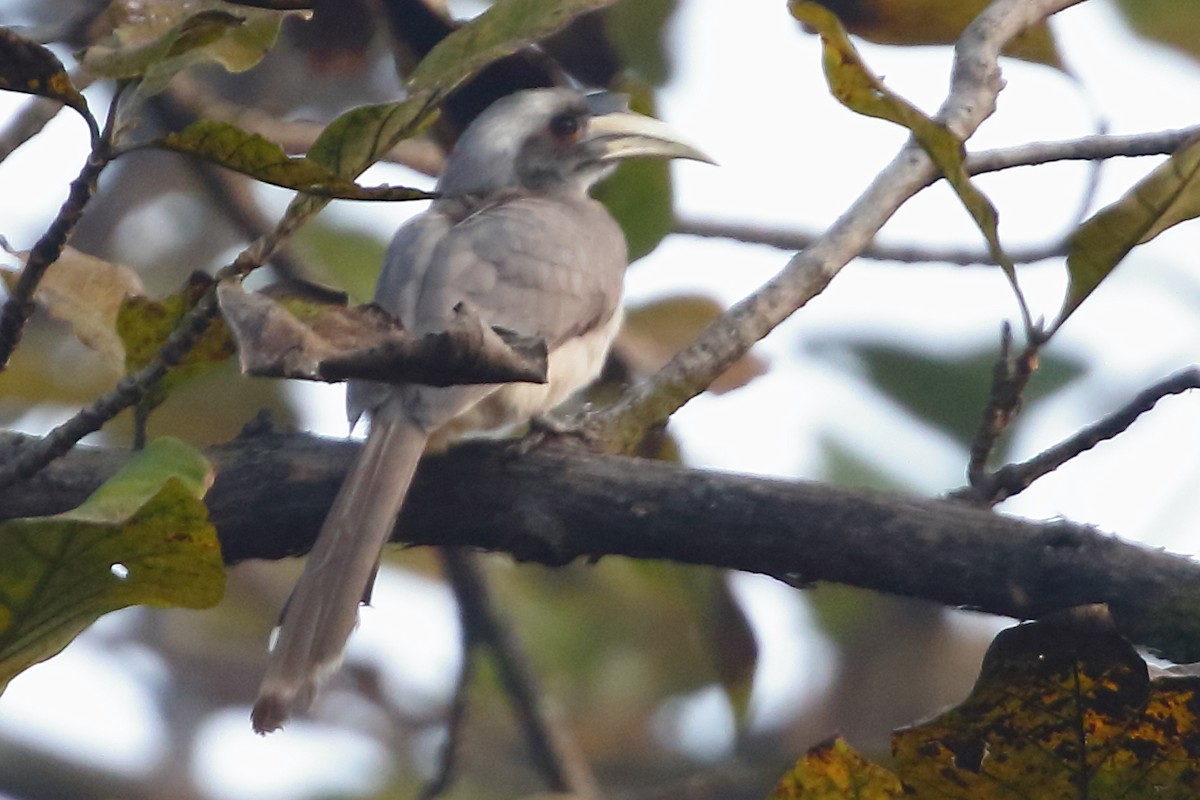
{"left": 514, "top": 414, "right": 600, "bottom": 455}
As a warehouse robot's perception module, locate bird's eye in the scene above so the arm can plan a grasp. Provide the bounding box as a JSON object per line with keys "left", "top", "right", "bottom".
{"left": 548, "top": 112, "right": 581, "bottom": 140}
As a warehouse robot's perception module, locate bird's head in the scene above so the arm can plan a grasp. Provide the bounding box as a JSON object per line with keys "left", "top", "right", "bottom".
{"left": 437, "top": 88, "right": 712, "bottom": 198}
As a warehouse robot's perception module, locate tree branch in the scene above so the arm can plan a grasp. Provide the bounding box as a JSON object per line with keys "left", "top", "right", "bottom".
{"left": 586, "top": 0, "right": 1087, "bottom": 452}
{"left": 673, "top": 217, "right": 1069, "bottom": 265}
{"left": 4, "top": 426, "right": 1200, "bottom": 664}
{"left": 954, "top": 366, "right": 1200, "bottom": 505}
{"left": 675, "top": 126, "right": 1199, "bottom": 265}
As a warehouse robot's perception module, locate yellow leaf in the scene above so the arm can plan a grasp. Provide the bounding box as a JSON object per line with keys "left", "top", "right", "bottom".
{"left": 771, "top": 737, "right": 903, "bottom": 799}
{"left": 894, "top": 611, "right": 1200, "bottom": 798}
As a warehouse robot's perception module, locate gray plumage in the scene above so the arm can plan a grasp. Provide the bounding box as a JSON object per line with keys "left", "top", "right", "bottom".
{"left": 252, "top": 88, "right": 709, "bottom": 733}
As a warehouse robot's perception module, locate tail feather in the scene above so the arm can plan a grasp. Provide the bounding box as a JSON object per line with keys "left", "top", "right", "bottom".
{"left": 252, "top": 404, "right": 427, "bottom": 733}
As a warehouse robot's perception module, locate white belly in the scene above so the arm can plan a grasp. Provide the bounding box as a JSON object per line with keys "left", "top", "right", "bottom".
{"left": 429, "top": 308, "right": 624, "bottom": 446}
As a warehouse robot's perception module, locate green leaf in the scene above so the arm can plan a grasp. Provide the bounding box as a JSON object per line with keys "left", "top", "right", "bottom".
{"left": 159, "top": 120, "right": 433, "bottom": 200}
{"left": 0, "top": 28, "right": 96, "bottom": 136}
{"left": 605, "top": 0, "right": 679, "bottom": 85}
{"left": 83, "top": 2, "right": 284, "bottom": 103}
{"left": 1114, "top": 0, "right": 1200, "bottom": 63}
{"left": 407, "top": 0, "right": 622, "bottom": 96}
{"left": 1057, "top": 135, "right": 1200, "bottom": 328}
{"left": 306, "top": 97, "right": 439, "bottom": 181}
{"left": 0, "top": 437, "right": 222, "bottom": 693}
{"left": 790, "top": 0, "right": 1026, "bottom": 322}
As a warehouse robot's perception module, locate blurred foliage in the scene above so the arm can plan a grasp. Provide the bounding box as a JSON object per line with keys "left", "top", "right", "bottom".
{"left": 618, "top": 294, "right": 768, "bottom": 394}
{"left": 0, "top": 0, "right": 1196, "bottom": 798}
{"left": 803, "top": 0, "right": 1061, "bottom": 67}
{"left": 809, "top": 339, "right": 1085, "bottom": 453}
{"left": 1114, "top": 0, "right": 1200, "bottom": 62}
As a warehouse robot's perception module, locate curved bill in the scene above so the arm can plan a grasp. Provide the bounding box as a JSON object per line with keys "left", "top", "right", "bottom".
{"left": 586, "top": 104, "right": 715, "bottom": 165}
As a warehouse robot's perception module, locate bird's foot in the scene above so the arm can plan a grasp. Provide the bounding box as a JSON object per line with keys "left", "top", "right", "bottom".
{"left": 514, "top": 413, "right": 601, "bottom": 455}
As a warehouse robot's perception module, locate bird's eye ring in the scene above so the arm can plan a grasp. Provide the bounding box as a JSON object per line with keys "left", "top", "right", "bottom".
{"left": 548, "top": 112, "right": 581, "bottom": 140}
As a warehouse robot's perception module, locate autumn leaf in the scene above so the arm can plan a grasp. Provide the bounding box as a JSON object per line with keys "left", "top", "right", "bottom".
{"left": 894, "top": 609, "right": 1200, "bottom": 798}
{"left": 1, "top": 246, "right": 145, "bottom": 371}
{"left": 0, "top": 438, "right": 223, "bottom": 693}
{"left": 216, "top": 281, "right": 547, "bottom": 386}
{"left": 0, "top": 28, "right": 96, "bottom": 136}
{"left": 771, "top": 737, "right": 903, "bottom": 799}
{"left": 806, "top": 0, "right": 1061, "bottom": 67}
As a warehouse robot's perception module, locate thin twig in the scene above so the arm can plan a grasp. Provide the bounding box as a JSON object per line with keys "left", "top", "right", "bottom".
{"left": 674, "top": 126, "right": 1199, "bottom": 265}
{"left": 0, "top": 94, "right": 117, "bottom": 371}
{"left": 441, "top": 549, "right": 599, "bottom": 797}
{"left": 953, "top": 367, "right": 1200, "bottom": 506}
{"left": 673, "top": 217, "right": 1070, "bottom": 265}
{"left": 963, "top": 324, "right": 1041, "bottom": 493}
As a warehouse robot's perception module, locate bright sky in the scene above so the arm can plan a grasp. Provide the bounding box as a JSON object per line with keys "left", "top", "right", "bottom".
{"left": 2, "top": 0, "right": 1200, "bottom": 796}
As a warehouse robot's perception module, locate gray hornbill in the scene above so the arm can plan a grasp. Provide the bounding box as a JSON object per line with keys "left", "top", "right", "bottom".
{"left": 252, "top": 88, "right": 711, "bottom": 733}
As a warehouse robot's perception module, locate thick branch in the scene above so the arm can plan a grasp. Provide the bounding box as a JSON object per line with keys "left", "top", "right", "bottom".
{"left": 3, "top": 428, "right": 1200, "bottom": 664}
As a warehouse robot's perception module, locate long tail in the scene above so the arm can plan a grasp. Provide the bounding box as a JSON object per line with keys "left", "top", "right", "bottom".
{"left": 252, "top": 403, "right": 427, "bottom": 733}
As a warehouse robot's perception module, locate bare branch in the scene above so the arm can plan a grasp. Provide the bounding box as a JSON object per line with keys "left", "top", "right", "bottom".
{"left": 6, "top": 427, "right": 1200, "bottom": 664}
{"left": 586, "top": 0, "right": 1087, "bottom": 452}
{"left": 674, "top": 124, "right": 1200, "bottom": 265}
{"left": 954, "top": 367, "right": 1200, "bottom": 505}
{"left": 966, "top": 126, "right": 1200, "bottom": 175}
{"left": 673, "top": 217, "right": 1069, "bottom": 265}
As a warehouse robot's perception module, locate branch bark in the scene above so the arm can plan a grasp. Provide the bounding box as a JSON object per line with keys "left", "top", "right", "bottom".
{"left": 584, "top": 0, "right": 1088, "bottom": 452}
{"left": 3, "top": 428, "right": 1199, "bottom": 664}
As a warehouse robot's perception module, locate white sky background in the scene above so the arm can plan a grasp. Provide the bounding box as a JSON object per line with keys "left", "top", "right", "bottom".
{"left": 1, "top": 0, "right": 1200, "bottom": 797}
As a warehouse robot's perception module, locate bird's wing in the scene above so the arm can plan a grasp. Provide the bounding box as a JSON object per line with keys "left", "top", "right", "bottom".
{"left": 351, "top": 195, "right": 626, "bottom": 431}
{"left": 412, "top": 195, "right": 626, "bottom": 345}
